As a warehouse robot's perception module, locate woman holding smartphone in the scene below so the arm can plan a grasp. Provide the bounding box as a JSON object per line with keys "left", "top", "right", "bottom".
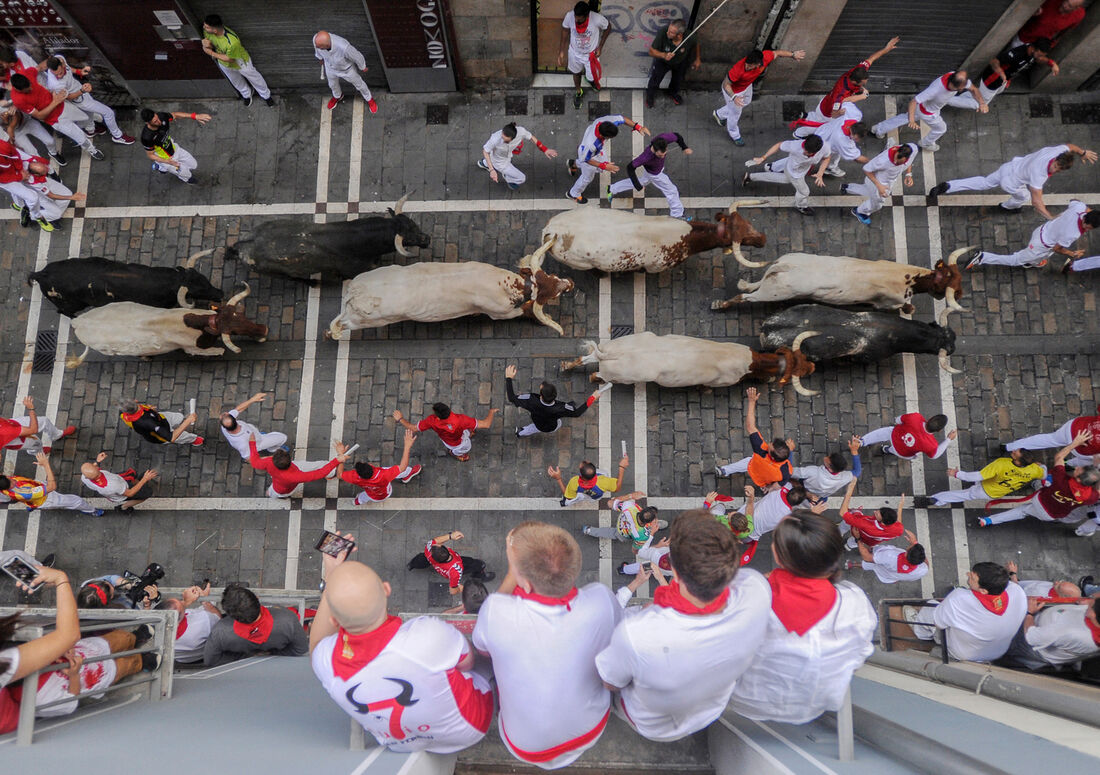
{"left": 0, "top": 564, "right": 81, "bottom": 690}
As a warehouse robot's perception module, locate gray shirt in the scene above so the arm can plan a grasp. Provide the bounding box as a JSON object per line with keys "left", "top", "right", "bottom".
{"left": 202, "top": 606, "right": 309, "bottom": 666}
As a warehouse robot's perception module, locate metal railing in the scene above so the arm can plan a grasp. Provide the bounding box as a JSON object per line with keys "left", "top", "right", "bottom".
{"left": 879, "top": 598, "right": 950, "bottom": 664}
{"left": 2, "top": 607, "right": 178, "bottom": 746}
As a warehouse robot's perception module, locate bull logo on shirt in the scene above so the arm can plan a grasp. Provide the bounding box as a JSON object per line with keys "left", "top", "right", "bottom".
{"left": 345, "top": 677, "right": 419, "bottom": 739}
{"left": 900, "top": 433, "right": 916, "bottom": 448}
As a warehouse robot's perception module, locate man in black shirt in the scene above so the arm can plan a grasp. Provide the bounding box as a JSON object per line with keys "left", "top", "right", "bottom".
{"left": 119, "top": 400, "right": 203, "bottom": 446}
{"left": 645, "top": 19, "right": 700, "bottom": 109}
{"left": 140, "top": 108, "right": 211, "bottom": 184}
{"left": 505, "top": 364, "right": 606, "bottom": 438}
{"left": 946, "top": 38, "right": 1058, "bottom": 111}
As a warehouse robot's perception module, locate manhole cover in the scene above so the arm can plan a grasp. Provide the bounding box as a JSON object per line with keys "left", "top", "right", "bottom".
{"left": 427, "top": 580, "right": 451, "bottom": 607}
{"left": 426, "top": 104, "right": 449, "bottom": 125}
{"left": 543, "top": 94, "right": 564, "bottom": 115}
{"left": 1061, "top": 103, "right": 1100, "bottom": 124}
{"left": 1029, "top": 97, "right": 1053, "bottom": 118}
{"left": 588, "top": 102, "right": 606, "bottom": 121}
{"left": 32, "top": 330, "right": 57, "bottom": 373}
{"left": 505, "top": 95, "right": 528, "bottom": 115}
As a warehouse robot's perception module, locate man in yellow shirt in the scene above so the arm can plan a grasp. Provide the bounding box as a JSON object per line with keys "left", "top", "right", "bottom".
{"left": 201, "top": 14, "right": 274, "bottom": 107}
{"left": 548, "top": 454, "right": 628, "bottom": 506}
{"left": 924, "top": 449, "right": 1045, "bottom": 507}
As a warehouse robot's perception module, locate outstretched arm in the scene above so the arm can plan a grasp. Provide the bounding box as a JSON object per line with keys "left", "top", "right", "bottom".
{"left": 864, "top": 36, "right": 900, "bottom": 68}
{"left": 839, "top": 478, "right": 857, "bottom": 515}
{"left": 1056, "top": 429, "right": 1093, "bottom": 466}
{"left": 233, "top": 391, "right": 269, "bottom": 415}
{"left": 475, "top": 408, "right": 499, "bottom": 429}
{"left": 743, "top": 387, "right": 760, "bottom": 436}
{"left": 391, "top": 409, "right": 418, "bottom": 432}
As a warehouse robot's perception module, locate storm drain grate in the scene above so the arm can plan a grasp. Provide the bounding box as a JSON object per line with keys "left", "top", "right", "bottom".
{"left": 1061, "top": 104, "right": 1100, "bottom": 124}
{"left": 588, "top": 101, "right": 605, "bottom": 121}
{"left": 543, "top": 94, "right": 564, "bottom": 115}
{"left": 505, "top": 95, "right": 528, "bottom": 115}
{"left": 782, "top": 101, "right": 805, "bottom": 122}
{"left": 32, "top": 330, "right": 57, "bottom": 373}
{"left": 1029, "top": 97, "right": 1053, "bottom": 118}
{"left": 426, "top": 104, "right": 449, "bottom": 125}
{"left": 428, "top": 580, "right": 451, "bottom": 607}
{"left": 610, "top": 325, "right": 634, "bottom": 339}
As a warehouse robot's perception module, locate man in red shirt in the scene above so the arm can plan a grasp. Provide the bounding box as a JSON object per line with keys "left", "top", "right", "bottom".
{"left": 713, "top": 46, "right": 804, "bottom": 146}
{"left": 982, "top": 429, "right": 1100, "bottom": 528}
{"left": 341, "top": 429, "right": 421, "bottom": 505}
{"left": 793, "top": 36, "right": 900, "bottom": 137}
{"left": 836, "top": 478, "right": 905, "bottom": 550}
{"left": 407, "top": 530, "right": 494, "bottom": 596}
{"left": 0, "top": 135, "right": 45, "bottom": 227}
{"left": 392, "top": 402, "right": 497, "bottom": 462}
{"left": 249, "top": 437, "right": 348, "bottom": 498}
{"left": 1014, "top": 0, "right": 1086, "bottom": 48}
{"left": 1008, "top": 412, "right": 1100, "bottom": 467}
{"left": 8, "top": 72, "right": 102, "bottom": 162}
{"left": 861, "top": 412, "right": 957, "bottom": 461}
{"left": 0, "top": 396, "right": 74, "bottom": 457}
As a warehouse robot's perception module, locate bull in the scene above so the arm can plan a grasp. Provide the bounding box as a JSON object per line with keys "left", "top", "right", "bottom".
{"left": 541, "top": 200, "right": 768, "bottom": 273}
{"left": 711, "top": 246, "right": 972, "bottom": 314}
{"left": 225, "top": 195, "right": 431, "bottom": 281}
{"left": 326, "top": 240, "right": 574, "bottom": 340}
{"left": 559, "top": 330, "right": 819, "bottom": 396}
{"left": 28, "top": 250, "right": 221, "bottom": 318}
{"left": 759, "top": 304, "right": 960, "bottom": 374}
{"left": 67, "top": 284, "right": 267, "bottom": 367}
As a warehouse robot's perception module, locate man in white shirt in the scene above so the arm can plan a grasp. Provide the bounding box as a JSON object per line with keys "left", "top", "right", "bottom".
{"left": 80, "top": 452, "right": 157, "bottom": 514}
{"left": 478, "top": 121, "right": 557, "bottom": 190}
{"left": 313, "top": 30, "right": 376, "bottom": 113}
{"left": 817, "top": 115, "right": 870, "bottom": 177}
{"left": 739, "top": 485, "right": 826, "bottom": 565}
{"left": 929, "top": 143, "right": 1095, "bottom": 214}
{"left": 852, "top": 530, "right": 929, "bottom": 584}
{"left": 871, "top": 71, "right": 988, "bottom": 152}
{"left": 219, "top": 391, "right": 287, "bottom": 460}
{"left": 44, "top": 55, "right": 134, "bottom": 145}
{"left": 473, "top": 521, "right": 621, "bottom": 769}
{"left": 311, "top": 552, "right": 492, "bottom": 754}
{"left": 1003, "top": 597, "right": 1100, "bottom": 670}
{"left": 596, "top": 510, "right": 770, "bottom": 741}
{"left": 906, "top": 561, "right": 1027, "bottom": 662}
{"left": 566, "top": 113, "right": 647, "bottom": 204}
{"left": 158, "top": 583, "right": 221, "bottom": 664}
{"left": 791, "top": 436, "right": 861, "bottom": 504}
{"left": 971, "top": 199, "right": 1098, "bottom": 270}
{"left": 844, "top": 143, "right": 918, "bottom": 225}
{"left": 743, "top": 134, "right": 831, "bottom": 216}
{"left": 558, "top": 2, "right": 611, "bottom": 109}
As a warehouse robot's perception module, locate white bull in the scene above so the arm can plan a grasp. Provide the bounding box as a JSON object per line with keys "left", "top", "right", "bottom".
{"left": 326, "top": 241, "right": 574, "bottom": 340}
{"left": 559, "top": 331, "right": 818, "bottom": 395}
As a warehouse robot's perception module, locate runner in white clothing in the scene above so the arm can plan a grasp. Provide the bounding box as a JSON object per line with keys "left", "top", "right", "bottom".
{"left": 852, "top": 530, "right": 928, "bottom": 584}
{"left": 478, "top": 121, "right": 557, "bottom": 190}
{"left": 871, "top": 71, "right": 987, "bottom": 151}
{"left": 743, "top": 134, "right": 830, "bottom": 215}
{"left": 929, "top": 143, "right": 1095, "bottom": 214}
{"left": 219, "top": 391, "right": 288, "bottom": 460}
{"left": 313, "top": 30, "right": 375, "bottom": 113}
{"left": 0, "top": 396, "right": 75, "bottom": 457}
{"left": 44, "top": 55, "right": 134, "bottom": 144}
{"left": 816, "top": 112, "right": 870, "bottom": 177}
{"left": 80, "top": 452, "right": 157, "bottom": 513}
{"left": 558, "top": 3, "right": 611, "bottom": 109}
{"left": 971, "top": 199, "right": 1098, "bottom": 269}
{"left": 566, "top": 113, "right": 648, "bottom": 204}
{"left": 791, "top": 436, "right": 862, "bottom": 505}
{"left": 844, "top": 143, "right": 917, "bottom": 225}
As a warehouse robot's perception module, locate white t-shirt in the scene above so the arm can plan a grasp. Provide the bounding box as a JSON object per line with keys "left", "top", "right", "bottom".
{"left": 862, "top": 143, "right": 918, "bottom": 187}
{"left": 595, "top": 570, "right": 771, "bottom": 741}
{"left": 483, "top": 126, "right": 533, "bottom": 167}
{"left": 313, "top": 616, "right": 492, "bottom": 754}
{"left": 1036, "top": 199, "right": 1088, "bottom": 249}
{"left": 81, "top": 470, "right": 129, "bottom": 503}
{"left": 1025, "top": 605, "right": 1100, "bottom": 666}
{"left": 727, "top": 581, "right": 877, "bottom": 723}
{"left": 778, "top": 138, "right": 831, "bottom": 177}
{"left": 863, "top": 545, "right": 929, "bottom": 584}
{"left": 1003, "top": 144, "right": 1068, "bottom": 191}
{"left": 1018, "top": 579, "right": 1057, "bottom": 597}
{"left": 932, "top": 583, "right": 1027, "bottom": 662}
{"left": 915, "top": 73, "right": 972, "bottom": 113}
{"left": 174, "top": 608, "right": 220, "bottom": 663}
{"left": 473, "top": 583, "right": 621, "bottom": 768}
{"left": 821, "top": 118, "right": 863, "bottom": 161}
{"left": 562, "top": 11, "right": 609, "bottom": 55}
{"left": 44, "top": 55, "right": 81, "bottom": 97}
{"left": 791, "top": 464, "right": 853, "bottom": 498}
{"left": 0, "top": 647, "right": 19, "bottom": 689}
{"left": 314, "top": 33, "right": 365, "bottom": 77}
{"left": 35, "top": 636, "right": 116, "bottom": 718}
{"left": 748, "top": 488, "right": 794, "bottom": 541}
{"left": 577, "top": 114, "right": 624, "bottom": 163}
{"left": 220, "top": 409, "right": 262, "bottom": 460}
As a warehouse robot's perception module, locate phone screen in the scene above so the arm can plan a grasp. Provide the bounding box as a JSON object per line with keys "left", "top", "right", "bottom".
{"left": 315, "top": 531, "right": 356, "bottom": 558}
{"left": 2, "top": 556, "right": 42, "bottom": 592}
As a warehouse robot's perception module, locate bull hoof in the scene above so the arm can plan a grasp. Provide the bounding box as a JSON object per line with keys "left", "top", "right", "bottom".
{"left": 589, "top": 373, "right": 604, "bottom": 384}
{"left": 710, "top": 299, "right": 733, "bottom": 311}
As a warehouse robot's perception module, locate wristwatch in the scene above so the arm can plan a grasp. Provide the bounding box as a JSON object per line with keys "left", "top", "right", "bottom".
{"left": 318, "top": 579, "right": 326, "bottom": 593}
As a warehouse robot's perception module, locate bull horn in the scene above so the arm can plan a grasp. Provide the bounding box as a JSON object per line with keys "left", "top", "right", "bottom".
{"left": 531, "top": 302, "right": 564, "bottom": 336}
{"left": 221, "top": 333, "right": 242, "bottom": 354}
{"left": 518, "top": 238, "right": 555, "bottom": 274}
{"left": 65, "top": 346, "right": 90, "bottom": 369}
{"left": 727, "top": 198, "right": 768, "bottom": 213}
{"left": 938, "top": 349, "right": 961, "bottom": 374}
{"left": 792, "top": 375, "right": 820, "bottom": 397}
{"left": 184, "top": 248, "right": 215, "bottom": 269}
{"left": 731, "top": 242, "right": 767, "bottom": 268}
{"left": 394, "top": 234, "right": 413, "bottom": 257}
{"left": 226, "top": 282, "right": 251, "bottom": 306}
{"left": 946, "top": 245, "right": 975, "bottom": 267}
{"left": 394, "top": 193, "right": 409, "bottom": 215}
{"left": 176, "top": 286, "right": 195, "bottom": 309}
{"left": 944, "top": 285, "right": 963, "bottom": 312}
{"left": 792, "top": 330, "right": 819, "bottom": 353}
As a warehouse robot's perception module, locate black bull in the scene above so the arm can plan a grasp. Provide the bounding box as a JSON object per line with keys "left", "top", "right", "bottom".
{"left": 760, "top": 304, "right": 956, "bottom": 364}
{"left": 225, "top": 212, "right": 431, "bottom": 281}
{"left": 28, "top": 257, "right": 222, "bottom": 318}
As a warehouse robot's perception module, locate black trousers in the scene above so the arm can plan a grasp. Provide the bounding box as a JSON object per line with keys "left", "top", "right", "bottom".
{"left": 407, "top": 552, "right": 487, "bottom": 579}
{"left": 647, "top": 58, "right": 690, "bottom": 101}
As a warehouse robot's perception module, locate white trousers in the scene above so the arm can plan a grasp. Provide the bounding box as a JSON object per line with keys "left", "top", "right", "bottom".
{"left": 747, "top": 158, "right": 810, "bottom": 208}
{"left": 353, "top": 466, "right": 415, "bottom": 504}
{"left": 487, "top": 157, "right": 525, "bottom": 186}
{"left": 50, "top": 103, "right": 95, "bottom": 150}
{"left": 153, "top": 145, "right": 197, "bottom": 182}
{"left": 945, "top": 80, "right": 1001, "bottom": 110}
{"left": 985, "top": 496, "right": 1055, "bottom": 525}
{"left": 326, "top": 66, "right": 371, "bottom": 101}
{"left": 1071, "top": 255, "right": 1100, "bottom": 273}
{"left": 718, "top": 456, "right": 752, "bottom": 476}
{"left": 848, "top": 180, "right": 890, "bottom": 215}
{"left": 218, "top": 59, "right": 271, "bottom": 100}
{"left": 42, "top": 490, "right": 96, "bottom": 513}
{"left": 2, "top": 415, "right": 66, "bottom": 455}
{"left": 929, "top": 481, "right": 989, "bottom": 505}
{"left": 518, "top": 419, "right": 561, "bottom": 437}
{"left": 13, "top": 117, "right": 58, "bottom": 157}
{"left": 440, "top": 429, "right": 472, "bottom": 457}
{"left": 568, "top": 155, "right": 603, "bottom": 198}
{"left": 72, "top": 94, "right": 123, "bottom": 137}
{"left": 609, "top": 169, "right": 683, "bottom": 216}
{"left": 160, "top": 411, "right": 198, "bottom": 445}
{"left": 910, "top": 602, "right": 940, "bottom": 641}
{"left": 946, "top": 165, "right": 1030, "bottom": 209}
{"left": 0, "top": 180, "right": 46, "bottom": 219}
{"left": 34, "top": 176, "right": 73, "bottom": 222}
{"left": 873, "top": 108, "right": 947, "bottom": 146}
{"left": 716, "top": 83, "right": 752, "bottom": 141}
{"left": 567, "top": 47, "right": 597, "bottom": 82}
{"left": 1005, "top": 419, "right": 1092, "bottom": 467}
{"left": 980, "top": 223, "right": 1051, "bottom": 267}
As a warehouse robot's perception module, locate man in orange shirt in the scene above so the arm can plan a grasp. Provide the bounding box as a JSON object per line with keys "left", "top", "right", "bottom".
{"left": 716, "top": 387, "right": 793, "bottom": 490}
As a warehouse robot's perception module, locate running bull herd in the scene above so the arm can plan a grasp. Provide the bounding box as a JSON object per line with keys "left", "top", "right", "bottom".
{"left": 26, "top": 196, "right": 972, "bottom": 395}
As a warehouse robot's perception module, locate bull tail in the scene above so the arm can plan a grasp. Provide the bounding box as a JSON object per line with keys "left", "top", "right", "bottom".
{"left": 65, "top": 346, "right": 90, "bottom": 369}
{"left": 580, "top": 339, "right": 602, "bottom": 358}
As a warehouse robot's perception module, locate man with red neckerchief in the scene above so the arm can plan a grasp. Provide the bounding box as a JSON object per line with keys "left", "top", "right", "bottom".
{"left": 596, "top": 510, "right": 770, "bottom": 742}
{"left": 202, "top": 584, "right": 308, "bottom": 667}
{"left": 341, "top": 428, "right": 421, "bottom": 504}
{"left": 793, "top": 37, "right": 900, "bottom": 137}
{"left": 0, "top": 396, "right": 75, "bottom": 456}
{"left": 712, "top": 46, "right": 805, "bottom": 146}
{"left": 1007, "top": 411, "right": 1100, "bottom": 466}
{"left": 837, "top": 478, "right": 906, "bottom": 551}
{"left": 852, "top": 529, "right": 929, "bottom": 584}
{"left": 311, "top": 538, "right": 492, "bottom": 754}
{"left": 473, "top": 521, "right": 620, "bottom": 769}
{"left": 406, "top": 530, "right": 495, "bottom": 596}
{"left": 870, "top": 71, "right": 987, "bottom": 153}
{"left": 156, "top": 583, "right": 221, "bottom": 664}
{"left": 393, "top": 402, "right": 497, "bottom": 463}
{"left": 1003, "top": 593, "right": 1100, "bottom": 670}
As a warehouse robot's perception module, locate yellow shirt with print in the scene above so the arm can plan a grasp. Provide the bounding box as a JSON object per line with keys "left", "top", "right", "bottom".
{"left": 563, "top": 475, "right": 619, "bottom": 500}
{"left": 979, "top": 458, "right": 1045, "bottom": 498}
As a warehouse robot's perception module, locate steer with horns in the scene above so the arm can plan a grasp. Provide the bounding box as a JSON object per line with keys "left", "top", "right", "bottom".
{"left": 68, "top": 284, "right": 267, "bottom": 367}
{"left": 559, "top": 330, "right": 820, "bottom": 396}
{"left": 326, "top": 240, "right": 574, "bottom": 340}
{"left": 541, "top": 200, "right": 769, "bottom": 272}
{"left": 712, "top": 247, "right": 971, "bottom": 315}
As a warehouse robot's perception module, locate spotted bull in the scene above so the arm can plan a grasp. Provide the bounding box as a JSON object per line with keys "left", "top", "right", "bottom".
{"left": 541, "top": 200, "right": 768, "bottom": 273}
{"left": 712, "top": 247, "right": 972, "bottom": 314}
{"left": 28, "top": 250, "right": 221, "bottom": 318}
{"left": 559, "top": 330, "right": 819, "bottom": 395}
{"left": 326, "top": 240, "right": 574, "bottom": 340}
{"left": 226, "top": 195, "right": 431, "bottom": 281}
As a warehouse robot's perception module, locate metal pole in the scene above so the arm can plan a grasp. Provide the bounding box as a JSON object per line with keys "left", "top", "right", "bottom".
{"left": 670, "top": 0, "right": 733, "bottom": 55}
{"left": 836, "top": 686, "right": 854, "bottom": 761}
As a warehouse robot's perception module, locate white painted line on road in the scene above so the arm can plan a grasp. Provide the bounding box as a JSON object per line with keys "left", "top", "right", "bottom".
{"left": 598, "top": 93, "right": 614, "bottom": 590}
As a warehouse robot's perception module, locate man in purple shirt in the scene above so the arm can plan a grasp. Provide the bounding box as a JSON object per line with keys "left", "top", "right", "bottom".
{"left": 607, "top": 132, "right": 692, "bottom": 218}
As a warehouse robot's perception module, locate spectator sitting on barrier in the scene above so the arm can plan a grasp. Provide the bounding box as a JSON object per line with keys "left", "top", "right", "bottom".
{"left": 157, "top": 582, "right": 221, "bottom": 664}
{"left": 1001, "top": 595, "right": 1100, "bottom": 671}
{"left": 0, "top": 562, "right": 80, "bottom": 695}
{"left": 202, "top": 584, "right": 309, "bottom": 667}
{"left": 77, "top": 563, "right": 164, "bottom": 610}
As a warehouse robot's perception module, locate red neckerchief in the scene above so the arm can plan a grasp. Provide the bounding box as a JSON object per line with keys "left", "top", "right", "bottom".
{"left": 575, "top": 17, "right": 589, "bottom": 33}
{"left": 331, "top": 615, "right": 402, "bottom": 680}
{"left": 971, "top": 589, "right": 1010, "bottom": 616}
{"left": 91, "top": 473, "right": 108, "bottom": 488}
{"left": 841, "top": 119, "right": 858, "bottom": 137}
{"left": 653, "top": 580, "right": 729, "bottom": 615}
{"left": 1078, "top": 214, "right": 1088, "bottom": 237}
{"left": 768, "top": 567, "right": 837, "bottom": 635}
{"left": 888, "top": 146, "right": 902, "bottom": 165}
{"left": 120, "top": 408, "right": 147, "bottom": 423}
{"left": 577, "top": 475, "right": 598, "bottom": 489}
{"left": 1084, "top": 616, "right": 1100, "bottom": 647}
{"left": 512, "top": 585, "right": 579, "bottom": 611}
{"left": 232, "top": 605, "right": 274, "bottom": 643}
{"left": 896, "top": 553, "right": 918, "bottom": 574}
{"left": 1066, "top": 476, "right": 1095, "bottom": 503}
{"left": 176, "top": 612, "right": 189, "bottom": 639}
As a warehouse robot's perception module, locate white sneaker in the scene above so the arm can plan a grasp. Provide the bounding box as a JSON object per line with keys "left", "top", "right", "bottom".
{"left": 715, "top": 464, "right": 727, "bottom": 478}
{"left": 1075, "top": 520, "right": 1099, "bottom": 537}
{"left": 901, "top": 605, "right": 920, "bottom": 624}
{"left": 844, "top": 536, "right": 858, "bottom": 551}
{"left": 920, "top": 142, "right": 940, "bottom": 152}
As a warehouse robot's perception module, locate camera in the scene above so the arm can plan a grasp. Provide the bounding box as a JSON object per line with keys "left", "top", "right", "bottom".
{"left": 120, "top": 562, "right": 165, "bottom": 606}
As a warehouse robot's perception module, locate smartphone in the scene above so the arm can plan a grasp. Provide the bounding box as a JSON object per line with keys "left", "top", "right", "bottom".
{"left": 1, "top": 555, "right": 43, "bottom": 593}
{"left": 315, "top": 530, "right": 356, "bottom": 558}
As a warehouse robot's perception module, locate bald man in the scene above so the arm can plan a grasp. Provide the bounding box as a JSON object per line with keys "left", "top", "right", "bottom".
{"left": 310, "top": 558, "right": 492, "bottom": 753}
{"left": 79, "top": 452, "right": 158, "bottom": 514}
{"left": 313, "top": 30, "right": 376, "bottom": 113}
